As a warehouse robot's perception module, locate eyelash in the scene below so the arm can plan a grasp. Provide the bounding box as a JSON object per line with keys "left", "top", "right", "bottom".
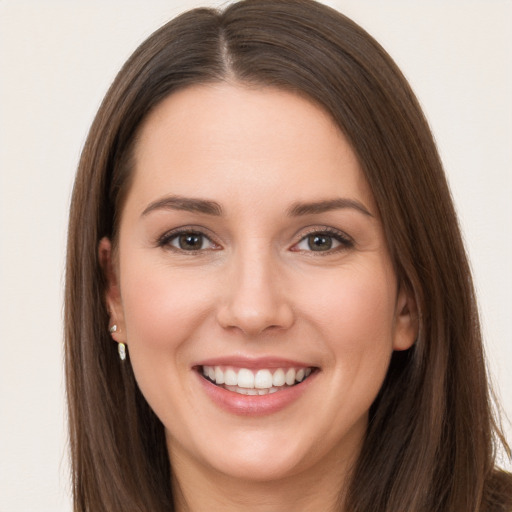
{"left": 156, "top": 226, "right": 354, "bottom": 254}
{"left": 157, "top": 227, "right": 220, "bottom": 253}
{"left": 291, "top": 227, "right": 354, "bottom": 254}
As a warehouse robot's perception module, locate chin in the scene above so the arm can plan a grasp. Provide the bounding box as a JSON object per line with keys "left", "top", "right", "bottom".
{"left": 168, "top": 425, "right": 314, "bottom": 483}
{"left": 207, "top": 447, "right": 309, "bottom": 483}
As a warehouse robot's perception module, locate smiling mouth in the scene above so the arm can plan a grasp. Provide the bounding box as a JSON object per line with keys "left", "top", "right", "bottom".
{"left": 199, "top": 365, "right": 317, "bottom": 396}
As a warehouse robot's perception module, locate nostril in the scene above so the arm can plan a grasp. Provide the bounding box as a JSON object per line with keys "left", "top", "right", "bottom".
{"left": 216, "top": 301, "right": 295, "bottom": 336}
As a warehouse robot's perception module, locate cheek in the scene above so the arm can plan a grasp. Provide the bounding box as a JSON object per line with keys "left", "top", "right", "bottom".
{"left": 299, "top": 262, "right": 397, "bottom": 348}
{"left": 117, "top": 255, "right": 222, "bottom": 437}
{"left": 120, "top": 254, "right": 211, "bottom": 340}
{"left": 297, "top": 262, "right": 397, "bottom": 405}
{"left": 118, "top": 252, "right": 217, "bottom": 391}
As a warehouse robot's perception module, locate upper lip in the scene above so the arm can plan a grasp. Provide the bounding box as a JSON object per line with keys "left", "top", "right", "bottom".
{"left": 193, "top": 356, "right": 316, "bottom": 369}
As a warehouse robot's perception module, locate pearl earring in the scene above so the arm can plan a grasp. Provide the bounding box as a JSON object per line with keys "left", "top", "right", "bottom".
{"left": 109, "top": 324, "right": 118, "bottom": 333}
{"left": 118, "top": 342, "right": 127, "bottom": 361}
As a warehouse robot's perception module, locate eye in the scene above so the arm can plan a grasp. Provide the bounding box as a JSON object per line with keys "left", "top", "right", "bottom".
{"left": 292, "top": 230, "right": 353, "bottom": 253}
{"left": 159, "top": 230, "right": 219, "bottom": 252}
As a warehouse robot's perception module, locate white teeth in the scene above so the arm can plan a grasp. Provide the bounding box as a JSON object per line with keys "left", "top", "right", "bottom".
{"left": 201, "top": 365, "right": 314, "bottom": 392}
{"left": 225, "top": 385, "right": 280, "bottom": 396}
{"left": 237, "top": 368, "right": 255, "bottom": 388}
{"left": 272, "top": 368, "right": 285, "bottom": 386}
{"left": 214, "top": 366, "right": 224, "bottom": 385}
{"left": 254, "top": 369, "right": 273, "bottom": 389}
{"left": 224, "top": 368, "right": 237, "bottom": 386}
{"left": 285, "top": 368, "right": 296, "bottom": 386}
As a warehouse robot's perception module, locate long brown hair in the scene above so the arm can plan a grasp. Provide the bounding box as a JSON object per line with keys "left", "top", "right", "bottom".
{"left": 65, "top": 1, "right": 512, "bottom": 510}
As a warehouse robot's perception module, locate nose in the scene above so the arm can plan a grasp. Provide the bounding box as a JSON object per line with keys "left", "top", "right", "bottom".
{"left": 216, "top": 249, "right": 295, "bottom": 337}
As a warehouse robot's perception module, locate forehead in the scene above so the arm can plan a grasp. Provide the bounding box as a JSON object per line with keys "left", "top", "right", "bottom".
{"left": 128, "top": 83, "right": 375, "bottom": 215}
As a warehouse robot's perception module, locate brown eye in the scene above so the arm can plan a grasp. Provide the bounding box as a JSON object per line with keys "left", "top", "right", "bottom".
{"left": 296, "top": 233, "right": 339, "bottom": 252}
{"left": 307, "top": 234, "right": 333, "bottom": 251}
{"left": 293, "top": 229, "right": 353, "bottom": 253}
{"left": 177, "top": 233, "right": 204, "bottom": 250}
{"left": 162, "top": 231, "right": 217, "bottom": 252}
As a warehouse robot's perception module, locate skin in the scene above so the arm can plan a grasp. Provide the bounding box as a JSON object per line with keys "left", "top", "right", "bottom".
{"left": 101, "top": 83, "right": 417, "bottom": 511}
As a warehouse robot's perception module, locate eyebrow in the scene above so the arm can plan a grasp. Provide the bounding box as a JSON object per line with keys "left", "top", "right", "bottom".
{"left": 287, "top": 198, "right": 373, "bottom": 217}
{"left": 141, "top": 195, "right": 372, "bottom": 218}
{"left": 141, "top": 195, "right": 223, "bottom": 217}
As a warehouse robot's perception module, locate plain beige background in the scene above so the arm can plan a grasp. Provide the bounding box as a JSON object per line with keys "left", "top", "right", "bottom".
{"left": 1, "top": 1, "right": 511, "bottom": 510}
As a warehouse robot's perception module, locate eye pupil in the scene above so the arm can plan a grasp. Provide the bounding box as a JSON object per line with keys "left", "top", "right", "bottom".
{"left": 308, "top": 234, "right": 332, "bottom": 251}
{"left": 179, "top": 233, "right": 202, "bottom": 250}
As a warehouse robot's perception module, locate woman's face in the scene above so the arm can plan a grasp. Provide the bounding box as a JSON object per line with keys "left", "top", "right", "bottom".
{"left": 104, "top": 83, "right": 416, "bottom": 483}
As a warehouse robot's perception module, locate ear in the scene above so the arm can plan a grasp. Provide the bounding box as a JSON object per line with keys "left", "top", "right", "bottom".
{"left": 98, "top": 237, "right": 127, "bottom": 344}
{"left": 392, "top": 282, "right": 418, "bottom": 351}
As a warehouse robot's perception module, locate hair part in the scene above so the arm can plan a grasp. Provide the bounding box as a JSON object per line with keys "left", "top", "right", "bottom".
{"left": 65, "top": 1, "right": 512, "bottom": 510}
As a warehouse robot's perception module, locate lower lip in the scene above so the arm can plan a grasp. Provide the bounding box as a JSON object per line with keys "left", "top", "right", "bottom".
{"left": 196, "top": 371, "right": 317, "bottom": 416}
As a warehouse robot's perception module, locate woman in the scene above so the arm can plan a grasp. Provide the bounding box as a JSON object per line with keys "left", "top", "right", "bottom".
{"left": 65, "top": 0, "right": 512, "bottom": 510}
